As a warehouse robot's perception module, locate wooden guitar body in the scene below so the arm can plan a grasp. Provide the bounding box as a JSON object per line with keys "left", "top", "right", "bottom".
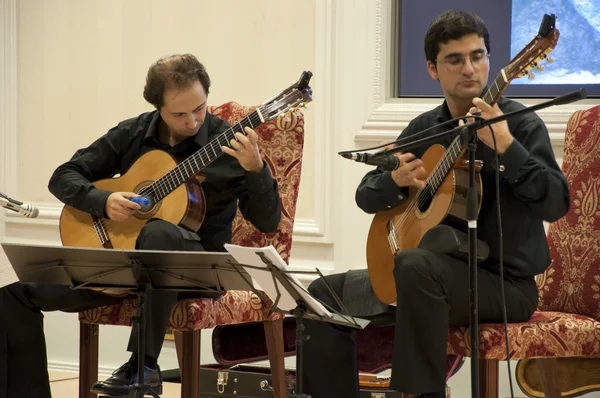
{"left": 366, "top": 144, "right": 482, "bottom": 304}
{"left": 59, "top": 149, "right": 206, "bottom": 249}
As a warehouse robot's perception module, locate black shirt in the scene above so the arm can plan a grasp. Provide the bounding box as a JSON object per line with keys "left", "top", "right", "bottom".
{"left": 48, "top": 110, "right": 282, "bottom": 251}
{"left": 356, "top": 97, "right": 570, "bottom": 279}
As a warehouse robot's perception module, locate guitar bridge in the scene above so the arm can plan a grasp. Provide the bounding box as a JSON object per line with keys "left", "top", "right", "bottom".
{"left": 386, "top": 220, "right": 400, "bottom": 254}
{"left": 92, "top": 216, "right": 113, "bottom": 248}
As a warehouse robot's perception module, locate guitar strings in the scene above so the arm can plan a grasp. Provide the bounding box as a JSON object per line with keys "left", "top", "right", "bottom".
{"left": 391, "top": 136, "right": 463, "bottom": 235}
{"left": 87, "top": 111, "right": 266, "bottom": 242}
{"left": 388, "top": 85, "right": 496, "bottom": 248}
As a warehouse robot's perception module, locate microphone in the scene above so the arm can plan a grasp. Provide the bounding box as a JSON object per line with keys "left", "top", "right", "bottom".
{"left": 0, "top": 196, "right": 40, "bottom": 218}
{"left": 339, "top": 89, "right": 588, "bottom": 172}
{"left": 341, "top": 89, "right": 588, "bottom": 164}
{"left": 548, "top": 88, "right": 587, "bottom": 106}
{"left": 339, "top": 152, "right": 400, "bottom": 171}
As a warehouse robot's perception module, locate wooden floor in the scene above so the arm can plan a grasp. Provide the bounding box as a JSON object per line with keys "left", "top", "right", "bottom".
{"left": 49, "top": 371, "right": 182, "bottom": 397}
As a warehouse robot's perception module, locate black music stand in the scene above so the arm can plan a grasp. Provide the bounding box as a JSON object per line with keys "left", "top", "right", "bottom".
{"left": 1, "top": 242, "right": 257, "bottom": 398}
{"left": 222, "top": 244, "right": 370, "bottom": 398}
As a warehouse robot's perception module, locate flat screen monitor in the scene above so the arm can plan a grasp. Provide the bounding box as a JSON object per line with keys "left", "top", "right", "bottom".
{"left": 397, "top": 0, "right": 600, "bottom": 98}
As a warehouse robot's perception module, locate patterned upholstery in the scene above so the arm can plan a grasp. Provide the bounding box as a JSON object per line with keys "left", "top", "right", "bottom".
{"left": 81, "top": 291, "right": 285, "bottom": 329}
{"left": 79, "top": 101, "right": 304, "bottom": 328}
{"left": 537, "top": 106, "right": 600, "bottom": 320}
{"left": 447, "top": 311, "right": 600, "bottom": 359}
{"left": 447, "top": 105, "right": 600, "bottom": 360}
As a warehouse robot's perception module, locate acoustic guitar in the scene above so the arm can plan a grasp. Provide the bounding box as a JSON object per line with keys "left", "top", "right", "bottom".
{"left": 59, "top": 72, "right": 313, "bottom": 249}
{"left": 366, "top": 15, "right": 560, "bottom": 304}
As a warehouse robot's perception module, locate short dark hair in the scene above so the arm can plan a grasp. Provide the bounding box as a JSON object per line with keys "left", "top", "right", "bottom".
{"left": 143, "top": 54, "right": 211, "bottom": 108}
{"left": 424, "top": 10, "right": 491, "bottom": 64}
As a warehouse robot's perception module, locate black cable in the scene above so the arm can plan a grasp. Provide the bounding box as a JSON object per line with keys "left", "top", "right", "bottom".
{"left": 487, "top": 124, "right": 515, "bottom": 398}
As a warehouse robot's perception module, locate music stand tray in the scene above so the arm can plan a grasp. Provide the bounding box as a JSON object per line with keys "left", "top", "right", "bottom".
{"left": 1, "top": 242, "right": 256, "bottom": 397}
{"left": 2, "top": 243, "right": 253, "bottom": 293}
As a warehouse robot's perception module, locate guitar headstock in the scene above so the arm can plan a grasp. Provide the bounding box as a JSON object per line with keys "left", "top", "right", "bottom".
{"left": 503, "top": 14, "right": 559, "bottom": 82}
{"left": 259, "top": 71, "right": 313, "bottom": 121}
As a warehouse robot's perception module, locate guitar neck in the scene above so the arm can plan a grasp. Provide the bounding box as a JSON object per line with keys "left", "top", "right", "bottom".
{"left": 426, "top": 71, "right": 507, "bottom": 192}
{"left": 481, "top": 70, "right": 509, "bottom": 107}
{"left": 149, "top": 109, "right": 265, "bottom": 202}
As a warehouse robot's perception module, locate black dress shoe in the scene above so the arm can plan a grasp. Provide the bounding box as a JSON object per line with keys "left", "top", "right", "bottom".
{"left": 90, "top": 358, "right": 163, "bottom": 396}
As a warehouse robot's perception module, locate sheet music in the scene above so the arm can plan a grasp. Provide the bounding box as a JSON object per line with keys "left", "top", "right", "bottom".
{"left": 0, "top": 243, "right": 18, "bottom": 288}
{"left": 224, "top": 244, "right": 331, "bottom": 317}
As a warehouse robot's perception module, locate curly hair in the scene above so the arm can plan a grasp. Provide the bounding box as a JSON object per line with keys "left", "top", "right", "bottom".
{"left": 143, "top": 54, "right": 211, "bottom": 108}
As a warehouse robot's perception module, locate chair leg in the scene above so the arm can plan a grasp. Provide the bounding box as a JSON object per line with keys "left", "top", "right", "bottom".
{"left": 79, "top": 322, "right": 99, "bottom": 398}
{"left": 179, "top": 330, "right": 201, "bottom": 398}
{"left": 479, "top": 359, "right": 499, "bottom": 398}
{"left": 173, "top": 330, "right": 184, "bottom": 371}
{"left": 536, "top": 358, "right": 562, "bottom": 398}
{"left": 264, "top": 318, "right": 286, "bottom": 398}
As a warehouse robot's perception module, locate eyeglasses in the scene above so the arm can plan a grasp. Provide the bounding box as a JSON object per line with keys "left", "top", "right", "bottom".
{"left": 436, "top": 51, "right": 490, "bottom": 72}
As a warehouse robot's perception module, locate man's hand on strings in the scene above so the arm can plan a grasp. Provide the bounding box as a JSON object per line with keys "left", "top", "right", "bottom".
{"left": 221, "top": 127, "right": 264, "bottom": 172}
{"left": 105, "top": 192, "right": 141, "bottom": 221}
{"left": 461, "top": 97, "right": 514, "bottom": 154}
{"left": 390, "top": 152, "right": 427, "bottom": 189}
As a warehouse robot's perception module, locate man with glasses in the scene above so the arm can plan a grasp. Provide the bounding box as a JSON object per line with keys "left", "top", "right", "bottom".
{"left": 302, "top": 10, "right": 569, "bottom": 398}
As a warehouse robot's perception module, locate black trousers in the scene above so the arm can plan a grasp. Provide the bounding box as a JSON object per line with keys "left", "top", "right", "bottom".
{"left": 302, "top": 248, "right": 538, "bottom": 398}
{"left": 0, "top": 219, "right": 205, "bottom": 398}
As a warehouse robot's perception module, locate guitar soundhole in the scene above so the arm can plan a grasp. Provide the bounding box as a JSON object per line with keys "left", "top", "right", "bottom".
{"left": 417, "top": 190, "right": 434, "bottom": 213}
{"left": 137, "top": 200, "right": 154, "bottom": 213}
{"left": 133, "top": 180, "right": 161, "bottom": 219}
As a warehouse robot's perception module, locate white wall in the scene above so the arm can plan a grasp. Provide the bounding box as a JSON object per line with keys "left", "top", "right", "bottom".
{"left": 2, "top": 0, "right": 599, "bottom": 396}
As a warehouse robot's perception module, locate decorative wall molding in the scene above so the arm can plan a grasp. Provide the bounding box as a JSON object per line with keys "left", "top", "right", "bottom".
{"left": 355, "top": 99, "right": 580, "bottom": 148}
{"left": 301, "top": 0, "right": 334, "bottom": 244}
{"left": 0, "top": 0, "right": 18, "bottom": 202}
{"left": 372, "top": 0, "right": 385, "bottom": 109}
{"left": 355, "top": 130, "right": 567, "bottom": 149}
{"left": 3, "top": 203, "right": 327, "bottom": 237}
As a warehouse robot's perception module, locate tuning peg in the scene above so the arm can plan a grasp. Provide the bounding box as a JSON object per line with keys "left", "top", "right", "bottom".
{"left": 546, "top": 56, "right": 555, "bottom": 63}
{"left": 536, "top": 64, "right": 545, "bottom": 72}
{"left": 528, "top": 72, "right": 535, "bottom": 80}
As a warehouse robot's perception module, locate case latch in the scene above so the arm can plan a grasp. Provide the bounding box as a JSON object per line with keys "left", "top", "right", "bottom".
{"left": 217, "top": 371, "right": 229, "bottom": 393}
{"left": 260, "top": 379, "right": 274, "bottom": 391}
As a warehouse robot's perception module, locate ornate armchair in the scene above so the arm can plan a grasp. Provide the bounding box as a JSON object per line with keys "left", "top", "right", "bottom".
{"left": 78, "top": 101, "right": 305, "bottom": 398}
{"left": 446, "top": 105, "right": 600, "bottom": 397}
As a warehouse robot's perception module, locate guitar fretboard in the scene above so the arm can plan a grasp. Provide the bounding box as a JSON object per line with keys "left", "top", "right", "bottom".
{"left": 424, "top": 70, "right": 507, "bottom": 194}
{"left": 141, "top": 109, "right": 265, "bottom": 202}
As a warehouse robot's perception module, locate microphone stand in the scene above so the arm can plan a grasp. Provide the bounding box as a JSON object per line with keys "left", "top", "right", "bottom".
{"left": 345, "top": 88, "right": 586, "bottom": 398}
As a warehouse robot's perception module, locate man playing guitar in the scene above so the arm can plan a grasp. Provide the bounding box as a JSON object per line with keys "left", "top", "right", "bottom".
{"left": 302, "top": 11, "right": 569, "bottom": 398}
{"left": 0, "top": 54, "right": 281, "bottom": 397}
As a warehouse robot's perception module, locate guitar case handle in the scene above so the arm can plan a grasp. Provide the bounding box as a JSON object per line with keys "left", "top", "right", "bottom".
{"left": 418, "top": 225, "right": 489, "bottom": 263}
